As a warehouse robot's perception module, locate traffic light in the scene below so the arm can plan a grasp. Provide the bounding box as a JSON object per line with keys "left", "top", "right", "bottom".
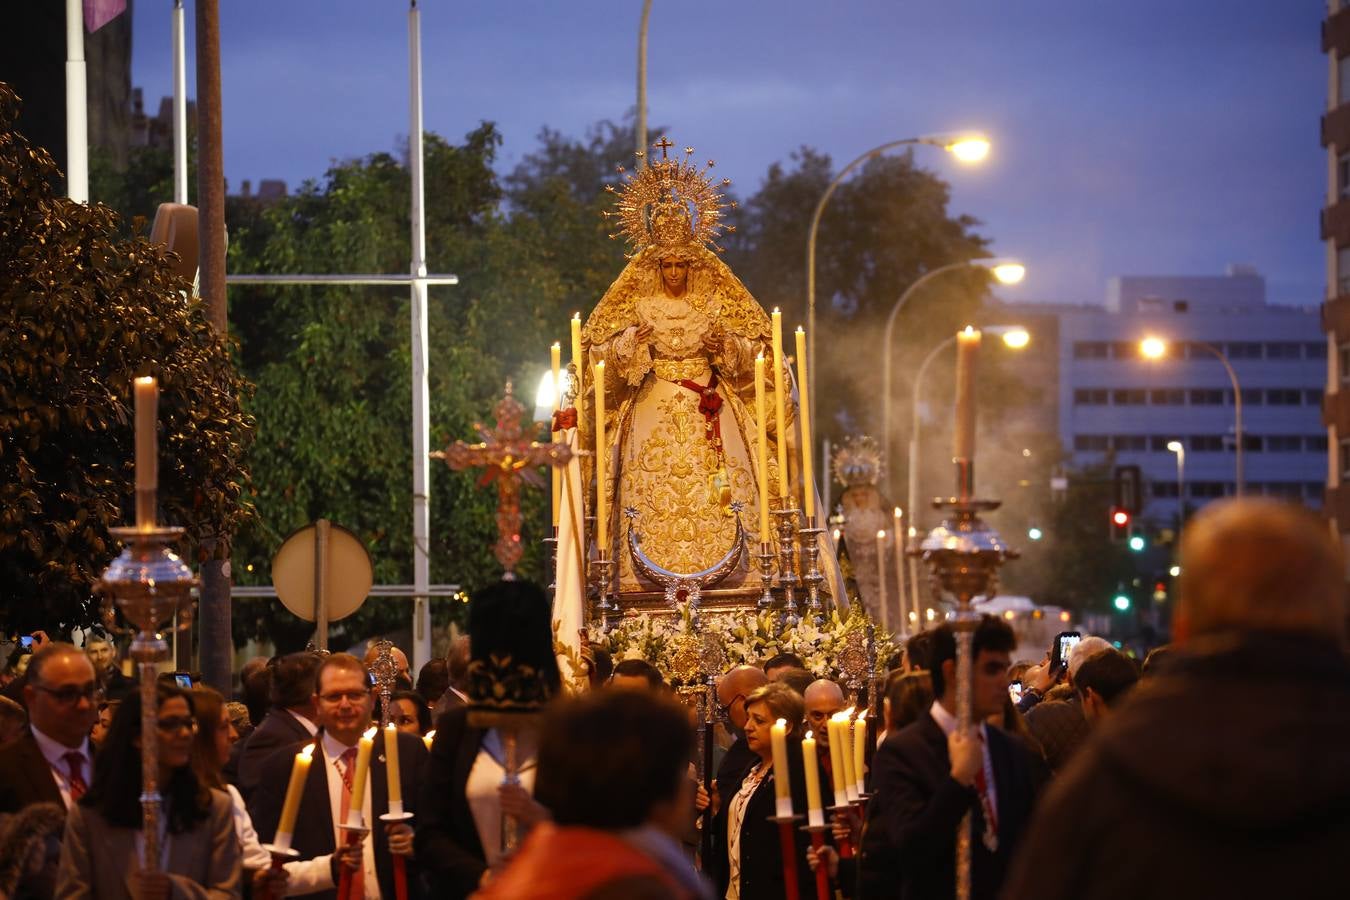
{"left": 1113, "top": 593, "right": 1131, "bottom": 611}
{"left": 1110, "top": 506, "right": 1131, "bottom": 540}
{"left": 1128, "top": 534, "right": 1146, "bottom": 552}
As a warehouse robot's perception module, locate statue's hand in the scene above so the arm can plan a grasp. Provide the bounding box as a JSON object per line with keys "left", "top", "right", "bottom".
{"left": 701, "top": 329, "right": 723, "bottom": 354}
{"left": 634, "top": 322, "right": 654, "bottom": 343}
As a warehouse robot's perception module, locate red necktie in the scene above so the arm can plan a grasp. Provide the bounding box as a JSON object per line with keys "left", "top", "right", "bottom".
{"left": 64, "top": 751, "right": 88, "bottom": 803}
{"left": 337, "top": 747, "right": 364, "bottom": 899}
{"left": 972, "top": 733, "right": 998, "bottom": 847}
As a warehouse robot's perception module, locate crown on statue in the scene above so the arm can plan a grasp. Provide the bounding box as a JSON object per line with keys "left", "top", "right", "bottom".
{"left": 605, "top": 137, "right": 736, "bottom": 257}
{"left": 832, "top": 435, "right": 884, "bottom": 488}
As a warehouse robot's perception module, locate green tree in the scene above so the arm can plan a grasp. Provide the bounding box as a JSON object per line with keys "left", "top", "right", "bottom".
{"left": 0, "top": 84, "right": 253, "bottom": 636}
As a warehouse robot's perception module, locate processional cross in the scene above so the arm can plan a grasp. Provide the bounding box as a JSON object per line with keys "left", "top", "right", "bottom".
{"left": 431, "top": 382, "right": 573, "bottom": 578}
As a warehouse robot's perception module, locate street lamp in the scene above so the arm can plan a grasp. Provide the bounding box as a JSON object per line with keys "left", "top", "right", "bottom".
{"left": 806, "top": 132, "right": 992, "bottom": 439}
{"left": 1141, "top": 337, "right": 1243, "bottom": 496}
{"left": 1166, "top": 439, "right": 1186, "bottom": 531}
{"left": 905, "top": 324, "right": 1029, "bottom": 628}
{"left": 881, "top": 258, "right": 1026, "bottom": 495}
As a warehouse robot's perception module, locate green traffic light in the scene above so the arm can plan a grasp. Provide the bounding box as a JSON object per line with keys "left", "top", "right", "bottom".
{"left": 1128, "top": 535, "right": 1145, "bottom": 552}
{"left": 1028, "top": 527, "right": 1043, "bottom": 541}
{"left": 1113, "top": 594, "right": 1131, "bottom": 611}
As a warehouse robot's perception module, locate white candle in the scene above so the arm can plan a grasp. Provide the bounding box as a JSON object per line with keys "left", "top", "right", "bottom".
{"left": 134, "top": 376, "right": 157, "bottom": 529}
{"left": 570, "top": 313, "right": 583, "bottom": 376}
{"left": 593, "top": 360, "right": 608, "bottom": 554}
{"left": 770, "top": 718, "right": 792, "bottom": 819}
{"left": 345, "top": 728, "right": 376, "bottom": 827}
{"left": 274, "top": 743, "right": 315, "bottom": 849}
{"left": 893, "top": 508, "right": 907, "bottom": 636}
{"left": 802, "top": 730, "right": 825, "bottom": 828}
{"left": 754, "top": 354, "right": 770, "bottom": 544}
{"left": 794, "top": 327, "right": 815, "bottom": 519}
{"left": 876, "top": 530, "right": 890, "bottom": 633}
{"left": 834, "top": 710, "right": 859, "bottom": 803}
{"left": 853, "top": 711, "right": 868, "bottom": 797}
{"left": 954, "top": 327, "right": 981, "bottom": 461}
{"left": 825, "top": 715, "right": 848, "bottom": 808}
{"left": 550, "top": 343, "right": 562, "bottom": 528}
{"left": 385, "top": 723, "right": 403, "bottom": 815}
{"left": 771, "top": 308, "right": 789, "bottom": 500}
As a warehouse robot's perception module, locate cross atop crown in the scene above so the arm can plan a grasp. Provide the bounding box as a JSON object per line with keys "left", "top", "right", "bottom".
{"left": 652, "top": 136, "right": 675, "bottom": 159}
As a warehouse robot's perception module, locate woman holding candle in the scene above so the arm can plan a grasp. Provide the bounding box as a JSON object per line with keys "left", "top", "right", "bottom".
{"left": 710, "top": 682, "right": 819, "bottom": 899}
{"left": 56, "top": 683, "right": 241, "bottom": 899}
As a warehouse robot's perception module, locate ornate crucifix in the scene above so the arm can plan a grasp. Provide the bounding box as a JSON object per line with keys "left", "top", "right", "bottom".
{"left": 432, "top": 382, "right": 573, "bottom": 578}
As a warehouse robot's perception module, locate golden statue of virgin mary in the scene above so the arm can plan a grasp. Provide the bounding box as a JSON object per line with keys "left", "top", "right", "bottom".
{"left": 580, "top": 140, "right": 798, "bottom": 595}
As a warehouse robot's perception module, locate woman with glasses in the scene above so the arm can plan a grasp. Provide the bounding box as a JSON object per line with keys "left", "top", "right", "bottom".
{"left": 54, "top": 683, "right": 241, "bottom": 899}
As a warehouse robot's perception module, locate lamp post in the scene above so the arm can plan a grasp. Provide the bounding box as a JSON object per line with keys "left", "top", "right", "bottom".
{"left": 1141, "top": 337, "right": 1243, "bottom": 496}
{"left": 906, "top": 325, "right": 1029, "bottom": 631}
{"left": 805, "top": 133, "right": 991, "bottom": 444}
{"left": 635, "top": 0, "right": 654, "bottom": 167}
{"left": 1166, "top": 440, "right": 1186, "bottom": 531}
{"left": 882, "top": 259, "right": 1024, "bottom": 496}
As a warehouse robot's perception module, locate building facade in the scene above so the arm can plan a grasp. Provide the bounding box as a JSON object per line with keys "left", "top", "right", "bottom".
{"left": 1048, "top": 270, "right": 1324, "bottom": 525}
{"left": 1323, "top": 1, "right": 1350, "bottom": 540}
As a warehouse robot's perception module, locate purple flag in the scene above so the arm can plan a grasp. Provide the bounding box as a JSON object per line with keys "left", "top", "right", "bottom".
{"left": 83, "top": 0, "right": 127, "bottom": 33}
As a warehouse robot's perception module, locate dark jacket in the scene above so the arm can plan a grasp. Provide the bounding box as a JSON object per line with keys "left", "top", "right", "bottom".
{"left": 0, "top": 731, "right": 66, "bottom": 814}
{"left": 249, "top": 729, "right": 429, "bottom": 900}
{"left": 232, "top": 707, "right": 313, "bottom": 802}
{"left": 414, "top": 704, "right": 489, "bottom": 899}
{"left": 709, "top": 736, "right": 817, "bottom": 900}
{"left": 1001, "top": 632, "right": 1350, "bottom": 900}
{"left": 859, "top": 711, "right": 1041, "bottom": 900}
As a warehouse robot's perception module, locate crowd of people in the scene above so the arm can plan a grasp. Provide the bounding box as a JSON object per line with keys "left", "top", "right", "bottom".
{"left": 0, "top": 497, "right": 1344, "bottom": 899}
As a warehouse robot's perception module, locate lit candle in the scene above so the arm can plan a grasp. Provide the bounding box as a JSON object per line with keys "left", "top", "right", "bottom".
{"left": 853, "top": 711, "right": 868, "bottom": 797}
{"left": 770, "top": 718, "right": 792, "bottom": 818}
{"left": 876, "top": 530, "right": 890, "bottom": 634}
{"left": 134, "top": 376, "right": 157, "bottom": 529}
{"left": 893, "top": 508, "right": 907, "bottom": 636}
{"left": 550, "top": 342, "right": 562, "bottom": 528}
{"left": 570, "top": 313, "right": 583, "bottom": 376}
{"left": 754, "top": 354, "right": 770, "bottom": 544}
{"left": 801, "top": 730, "right": 825, "bottom": 828}
{"left": 274, "top": 743, "right": 315, "bottom": 849}
{"left": 593, "top": 360, "right": 608, "bottom": 554}
{"left": 795, "top": 327, "right": 815, "bottom": 520}
{"left": 385, "top": 723, "right": 403, "bottom": 815}
{"left": 771, "top": 308, "right": 789, "bottom": 500}
{"left": 834, "top": 709, "right": 859, "bottom": 803}
{"left": 423, "top": 729, "right": 436, "bottom": 752}
{"left": 345, "top": 727, "right": 376, "bottom": 828}
{"left": 825, "top": 715, "right": 848, "bottom": 808}
{"left": 954, "top": 327, "right": 981, "bottom": 462}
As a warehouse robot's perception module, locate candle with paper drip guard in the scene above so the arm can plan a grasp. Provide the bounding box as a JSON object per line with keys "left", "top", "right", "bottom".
{"left": 801, "top": 730, "right": 825, "bottom": 828}
{"left": 385, "top": 723, "right": 404, "bottom": 816}
{"left": 770, "top": 718, "right": 793, "bottom": 818}
{"left": 954, "top": 326, "right": 981, "bottom": 466}
{"left": 344, "top": 728, "right": 376, "bottom": 827}
{"left": 134, "top": 376, "right": 157, "bottom": 528}
{"left": 274, "top": 743, "right": 315, "bottom": 849}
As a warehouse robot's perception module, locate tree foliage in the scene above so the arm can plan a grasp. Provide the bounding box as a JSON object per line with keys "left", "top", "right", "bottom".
{"left": 0, "top": 84, "right": 253, "bottom": 636}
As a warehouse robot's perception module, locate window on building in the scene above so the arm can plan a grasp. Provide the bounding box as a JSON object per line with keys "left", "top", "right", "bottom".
{"left": 1341, "top": 151, "right": 1350, "bottom": 202}
{"left": 1189, "top": 482, "right": 1227, "bottom": 498}
{"left": 1266, "top": 483, "right": 1303, "bottom": 500}
{"left": 1189, "top": 389, "right": 1225, "bottom": 405}
{"left": 1109, "top": 342, "right": 1138, "bottom": 361}
{"left": 1266, "top": 435, "right": 1303, "bottom": 452}
{"left": 1267, "top": 389, "right": 1302, "bottom": 406}
{"left": 1190, "top": 435, "right": 1225, "bottom": 452}
{"left": 1072, "top": 388, "right": 1108, "bottom": 405}
{"left": 1306, "top": 342, "right": 1328, "bottom": 360}
{"left": 1264, "top": 342, "right": 1302, "bottom": 360}
{"left": 1309, "top": 434, "right": 1330, "bottom": 452}
{"left": 1149, "top": 389, "right": 1185, "bottom": 405}
{"left": 1240, "top": 388, "right": 1264, "bottom": 406}
{"left": 1074, "top": 435, "right": 1110, "bottom": 452}
{"left": 1150, "top": 436, "right": 1175, "bottom": 451}
{"left": 1112, "top": 435, "right": 1147, "bottom": 452}
{"left": 1225, "top": 342, "right": 1263, "bottom": 359}
{"left": 1305, "top": 389, "right": 1325, "bottom": 406}
{"left": 1111, "top": 389, "right": 1147, "bottom": 405}
{"left": 1073, "top": 342, "right": 1109, "bottom": 360}
{"left": 1151, "top": 482, "right": 1180, "bottom": 498}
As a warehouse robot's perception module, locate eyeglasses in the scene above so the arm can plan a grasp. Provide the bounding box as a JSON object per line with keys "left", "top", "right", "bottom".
{"left": 32, "top": 683, "right": 103, "bottom": 705}
{"left": 318, "top": 690, "right": 370, "bottom": 705}
{"left": 156, "top": 716, "right": 198, "bottom": 734}
{"left": 716, "top": 693, "right": 745, "bottom": 720}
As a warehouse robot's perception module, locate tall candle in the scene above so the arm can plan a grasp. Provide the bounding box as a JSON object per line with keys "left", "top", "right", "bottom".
{"left": 570, "top": 313, "right": 583, "bottom": 375}
{"left": 385, "top": 723, "right": 403, "bottom": 814}
{"left": 593, "top": 360, "right": 608, "bottom": 554}
{"left": 771, "top": 308, "right": 789, "bottom": 500}
{"left": 770, "top": 718, "right": 792, "bottom": 818}
{"left": 825, "top": 716, "right": 848, "bottom": 808}
{"left": 754, "top": 354, "right": 770, "bottom": 544}
{"left": 834, "top": 710, "right": 859, "bottom": 803}
{"left": 274, "top": 743, "right": 315, "bottom": 848}
{"left": 801, "top": 730, "right": 825, "bottom": 828}
{"left": 795, "top": 327, "right": 815, "bottom": 519}
{"left": 550, "top": 342, "right": 562, "bottom": 528}
{"left": 876, "top": 530, "right": 890, "bottom": 634}
{"left": 134, "top": 376, "right": 157, "bottom": 529}
{"left": 853, "top": 711, "right": 868, "bottom": 797}
{"left": 954, "top": 327, "right": 981, "bottom": 462}
{"left": 893, "top": 508, "right": 907, "bottom": 636}
{"left": 345, "top": 727, "right": 376, "bottom": 827}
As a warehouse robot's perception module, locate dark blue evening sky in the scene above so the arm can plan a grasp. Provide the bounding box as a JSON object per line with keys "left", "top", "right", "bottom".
{"left": 131, "top": 1, "right": 1325, "bottom": 308}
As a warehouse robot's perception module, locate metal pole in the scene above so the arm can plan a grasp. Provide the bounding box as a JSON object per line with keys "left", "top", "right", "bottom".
{"left": 1175, "top": 445, "right": 1186, "bottom": 532}
{"left": 314, "top": 518, "right": 330, "bottom": 651}
{"left": 907, "top": 335, "right": 957, "bottom": 631}
{"left": 408, "top": 2, "right": 433, "bottom": 673}
{"left": 195, "top": 0, "right": 232, "bottom": 691}
{"left": 636, "top": 0, "right": 653, "bottom": 167}
{"left": 172, "top": 0, "right": 189, "bottom": 204}
{"left": 1195, "top": 341, "right": 1242, "bottom": 496}
{"left": 64, "top": 0, "right": 88, "bottom": 203}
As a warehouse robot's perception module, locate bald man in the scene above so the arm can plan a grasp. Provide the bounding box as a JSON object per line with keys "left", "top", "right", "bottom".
{"left": 362, "top": 644, "right": 410, "bottom": 689}
{"left": 713, "top": 665, "right": 768, "bottom": 806}
{"left": 1005, "top": 499, "right": 1350, "bottom": 900}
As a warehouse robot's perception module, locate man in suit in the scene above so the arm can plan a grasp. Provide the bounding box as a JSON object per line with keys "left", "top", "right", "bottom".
{"left": 859, "top": 617, "right": 1041, "bottom": 900}
{"left": 712, "top": 664, "right": 767, "bottom": 805}
{"left": 82, "top": 634, "right": 134, "bottom": 701}
{"left": 430, "top": 636, "right": 470, "bottom": 723}
{"left": 250, "top": 653, "right": 428, "bottom": 900}
{"left": 232, "top": 651, "right": 322, "bottom": 800}
{"left": 0, "top": 643, "right": 99, "bottom": 814}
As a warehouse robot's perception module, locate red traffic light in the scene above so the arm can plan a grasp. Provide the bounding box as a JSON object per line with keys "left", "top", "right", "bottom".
{"left": 1111, "top": 508, "right": 1130, "bottom": 527}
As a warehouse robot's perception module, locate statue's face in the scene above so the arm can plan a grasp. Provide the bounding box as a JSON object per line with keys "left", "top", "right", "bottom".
{"left": 659, "top": 257, "right": 689, "bottom": 295}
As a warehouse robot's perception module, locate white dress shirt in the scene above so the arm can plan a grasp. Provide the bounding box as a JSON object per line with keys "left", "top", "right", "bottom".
{"left": 928, "top": 699, "right": 998, "bottom": 821}
{"left": 319, "top": 730, "right": 380, "bottom": 900}
{"left": 30, "top": 726, "right": 91, "bottom": 810}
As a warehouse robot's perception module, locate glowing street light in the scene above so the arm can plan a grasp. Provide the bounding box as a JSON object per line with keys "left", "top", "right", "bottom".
{"left": 990, "top": 262, "right": 1026, "bottom": 285}
{"left": 1142, "top": 335, "right": 1243, "bottom": 496}
{"left": 1113, "top": 593, "right": 1131, "bottom": 612}
{"left": 945, "top": 135, "right": 992, "bottom": 163}
{"left": 1139, "top": 336, "right": 1167, "bottom": 360}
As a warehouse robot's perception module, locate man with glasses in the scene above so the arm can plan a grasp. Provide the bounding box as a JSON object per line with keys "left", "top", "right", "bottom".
{"left": 712, "top": 664, "right": 767, "bottom": 817}
{"left": 0, "top": 643, "right": 100, "bottom": 813}
{"left": 251, "top": 653, "right": 429, "bottom": 899}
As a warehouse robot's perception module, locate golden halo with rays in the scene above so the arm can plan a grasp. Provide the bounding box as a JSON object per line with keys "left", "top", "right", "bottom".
{"left": 604, "top": 136, "right": 737, "bottom": 257}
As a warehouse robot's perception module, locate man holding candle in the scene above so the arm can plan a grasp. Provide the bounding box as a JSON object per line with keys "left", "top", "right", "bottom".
{"left": 250, "top": 653, "right": 429, "bottom": 900}
{"left": 858, "top": 618, "right": 1041, "bottom": 900}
